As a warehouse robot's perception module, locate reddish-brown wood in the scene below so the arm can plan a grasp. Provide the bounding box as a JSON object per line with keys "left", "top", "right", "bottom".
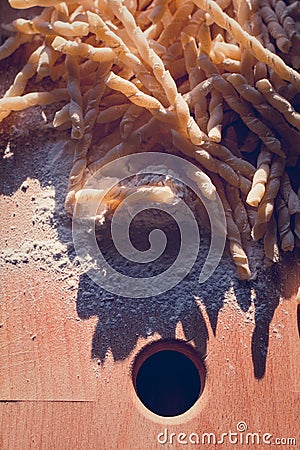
{"left": 0, "top": 4, "right": 299, "bottom": 450}
{"left": 1, "top": 257, "right": 299, "bottom": 449}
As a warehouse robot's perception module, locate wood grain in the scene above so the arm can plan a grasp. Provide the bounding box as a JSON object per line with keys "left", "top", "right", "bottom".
{"left": 0, "top": 258, "right": 299, "bottom": 449}
{"left": 0, "top": 3, "right": 299, "bottom": 449}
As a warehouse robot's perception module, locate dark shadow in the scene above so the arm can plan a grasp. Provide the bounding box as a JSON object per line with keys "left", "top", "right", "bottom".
{"left": 76, "top": 223, "right": 210, "bottom": 362}
{"left": 0, "top": 52, "right": 299, "bottom": 381}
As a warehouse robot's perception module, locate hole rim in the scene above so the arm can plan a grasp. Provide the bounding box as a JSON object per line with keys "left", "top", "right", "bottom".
{"left": 131, "top": 339, "right": 206, "bottom": 420}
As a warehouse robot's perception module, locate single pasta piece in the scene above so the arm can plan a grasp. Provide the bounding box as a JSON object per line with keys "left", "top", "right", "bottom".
{"left": 198, "top": 22, "right": 212, "bottom": 55}
{"left": 247, "top": 146, "right": 272, "bottom": 207}
{"left": 36, "top": 43, "right": 58, "bottom": 81}
{"left": 53, "top": 103, "right": 71, "bottom": 129}
{"left": 9, "top": 0, "right": 79, "bottom": 8}
{"left": 276, "top": 193, "right": 294, "bottom": 252}
{"left": 105, "top": 72, "right": 164, "bottom": 113}
{"left": 65, "top": 55, "right": 84, "bottom": 140}
{"left": 186, "top": 166, "right": 217, "bottom": 200}
{"left": 119, "top": 104, "right": 145, "bottom": 139}
{"left": 149, "top": 0, "right": 172, "bottom": 24}
{"left": 264, "top": 214, "right": 279, "bottom": 263}
{"left": 157, "top": 1, "right": 195, "bottom": 47}
{"left": 226, "top": 184, "right": 251, "bottom": 244}
{"left": 214, "top": 176, "right": 252, "bottom": 280}
{"left": 252, "top": 155, "right": 285, "bottom": 241}
{"left": 207, "top": 88, "right": 223, "bottom": 142}
{"left": 0, "top": 89, "right": 69, "bottom": 120}
{"left": 12, "top": 16, "right": 90, "bottom": 37}
{"left": 0, "top": 32, "right": 32, "bottom": 61}
{"left": 182, "top": 77, "right": 213, "bottom": 108}
{"left": 295, "top": 187, "right": 300, "bottom": 240}
{"left": 256, "top": 78, "right": 300, "bottom": 131}
{"left": 52, "top": 36, "right": 116, "bottom": 63}
{"left": 96, "top": 103, "right": 129, "bottom": 125}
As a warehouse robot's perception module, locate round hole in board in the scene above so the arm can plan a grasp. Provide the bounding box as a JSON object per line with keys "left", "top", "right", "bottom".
{"left": 132, "top": 341, "right": 205, "bottom": 417}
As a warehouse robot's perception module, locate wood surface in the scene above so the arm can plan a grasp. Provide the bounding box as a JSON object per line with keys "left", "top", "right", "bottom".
{"left": 0, "top": 257, "right": 299, "bottom": 450}
{"left": 0, "top": 3, "right": 299, "bottom": 450}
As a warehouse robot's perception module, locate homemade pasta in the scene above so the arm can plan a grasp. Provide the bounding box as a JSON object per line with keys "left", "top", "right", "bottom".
{"left": 0, "top": 0, "right": 299, "bottom": 280}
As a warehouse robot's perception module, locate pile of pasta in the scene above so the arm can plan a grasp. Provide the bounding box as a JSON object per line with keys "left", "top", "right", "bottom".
{"left": 1, "top": 0, "right": 300, "bottom": 280}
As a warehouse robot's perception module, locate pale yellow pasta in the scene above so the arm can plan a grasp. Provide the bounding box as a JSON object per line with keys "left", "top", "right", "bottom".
{"left": 0, "top": 0, "right": 299, "bottom": 280}
{"left": 149, "top": 0, "right": 172, "bottom": 24}
{"left": 170, "top": 130, "right": 251, "bottom": 194}
{"left": 207, "top": 88, "right": 223, "bottom": 142}
{"left": 0, "top": 32, "right": 32, "bottom": 61}
{"left": 119, "top": 104, "right": 145, "bottom": 139}
{"left": 212, "top": 40, "right": 242, "bottom": 61}
{"left": 256, "top": 79, "right": 300, "bottom": 131}
{"left": 65, "top": 61, "right": 112, "bottom": 215}
{"left": 226, "top": 184, "right": 251, "bottom": 244}
{"left": 65, "top": 55, "right": 84, "bottom": 140}
{"left": 193, "top": 0, "right": 300, "bottom": 89}
{"left": 52, "top": 36, "right": 115, "bottom": 63}
{"left": 252, "top": 156, "right": 285, "bottom": 241}
{"left": 186, "top": 167, "right": 217, "bottom": 200}
{"left": 108, "top": 0, "right": 205, "bottom": 145}
{"left": 105, "top": 72, "right": 163, "bottom": 111}
{"left": 0, "top": 89, "right": 68, "bottom": 118}
{"left": 36, "top": 45, "right": 55, "bottom": 80}
{"left": 0, "top": 45, "right": 44, "bottom": 121}
{"left": 182, "top": 34, "right": 209, "bottom": 132}
{"left": 157, "top": 2, "right": 194, "bottom": 47}
{"left": 247, "top": 147, "right": 272, "bottom": 208}
{"left": 53, "top": 103, "right": 71, "bottom": 128}
{"left": 9, "top": 0, "right": 78, "bottom": 7}
{"left": 198, "top": 22, "right": 212, "bottom": 55}
{"left": 215, "top": 177, "right": 251, "bottom": 280}
{"left": 96, "top": 103, "right": 129, "bottom": 124}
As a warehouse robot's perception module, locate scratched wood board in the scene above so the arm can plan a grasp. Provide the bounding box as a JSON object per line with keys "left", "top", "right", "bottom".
{"left": 0, "top": 283, "right": 299, "bottom": 449}
{"left": 0, "top": 2, "right": 299, "bottom": 450}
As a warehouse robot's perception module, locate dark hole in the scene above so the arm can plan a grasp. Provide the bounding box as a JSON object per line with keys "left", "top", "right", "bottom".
{"left": 135, "top": 350, "right": 201, "bottom": 417}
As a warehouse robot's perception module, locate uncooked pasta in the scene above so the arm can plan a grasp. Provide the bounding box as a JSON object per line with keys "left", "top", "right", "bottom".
{"left": 0, "top": 0, "right": 299, "bottom": 280}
